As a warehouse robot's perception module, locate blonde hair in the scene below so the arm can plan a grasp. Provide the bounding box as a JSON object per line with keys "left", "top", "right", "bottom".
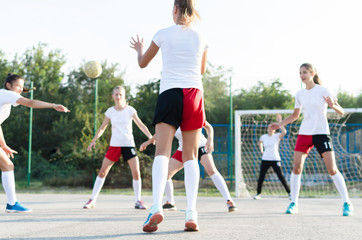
{"left": 112, "top": 86, "right": 125, "bottom": 95}
{"left": 300, "top": 63, "right": 322, "bottom": 85}
{"left": 174, "top": 0, "right": 200, "bottom": 26}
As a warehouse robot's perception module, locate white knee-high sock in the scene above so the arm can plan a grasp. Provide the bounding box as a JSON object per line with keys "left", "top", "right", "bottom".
{"left": 164, "top": 179, "right": 175, "bottom": 204}
{"left": 331, "top": 171, "right": 350, "bottom": 203}
{"left": 1, "top": 171, "right": 17, "bottom": 205}
{"left": 91, "top": 176, "right": 105, "bottom": 201}
{"left": 133, "top": 179, "right": 142, "bottom": 202}
{"left": 210, "top": 172, "right": 232, "bottom": 201}
{"left": 184, "top": 160, "right": 200, "bottom": 211}
{"left": 290, "top": 173, "right": 301, "bottom": 204}
{"left": 152, "top": 155, "right": 169, "bottom": 210}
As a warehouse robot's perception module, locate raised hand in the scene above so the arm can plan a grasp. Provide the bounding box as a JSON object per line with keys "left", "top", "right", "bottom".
{"left": 269, "top": 122, "right": 281, "bottom": 130}
{"left": 130, "top": 35, "right": 144, "bottom": 53}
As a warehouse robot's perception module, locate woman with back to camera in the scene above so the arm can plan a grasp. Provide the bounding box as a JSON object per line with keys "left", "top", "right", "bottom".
{"left": 0, "top": 73, "right": 69, "bottom": 213}
{"left": 141, "top": 121, "right": 237, "bottom": 213}
{"left": 270, "top": 63, "right": 353, "bottom": 216}
{"left": 130, "top": 0, "right": 208, "bottom": 232}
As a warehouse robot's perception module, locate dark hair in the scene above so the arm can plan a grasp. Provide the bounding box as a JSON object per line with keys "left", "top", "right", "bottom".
{"left": 300, "top": 63, "right": 322, "bottom": 85}
{"left": 4, "top": 73, "right": 30, "bottom": 93}
{"left": 174, "top": 0, "right": 200, "bottom": 26}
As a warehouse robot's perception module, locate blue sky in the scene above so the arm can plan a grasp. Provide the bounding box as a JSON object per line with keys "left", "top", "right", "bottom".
{"left": 1, "top": 0, "right": 361, "bottom": 97}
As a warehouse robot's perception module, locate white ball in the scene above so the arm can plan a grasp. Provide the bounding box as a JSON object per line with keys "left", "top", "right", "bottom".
{"left": 84, "top": 61, "right": 102, "bottom": 78}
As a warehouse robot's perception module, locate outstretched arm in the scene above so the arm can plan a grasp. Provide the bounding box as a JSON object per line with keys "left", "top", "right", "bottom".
{"left": 270, "top": 108, "right": 301, "bottom": 130}
{"left": 203, "top": 121, "right": 214, "bottom": 153}
{"left": 130, "top": 35, "right": 159, "bottom": 68}
{"left": 132, "top": 112, "right": 153, "bottom": 140}
{"left": 87, "top": 117, "right": 110, "bottom": 151}
{"left": 140, "top": 135, "right": 156, "bottom": 151}
{"left": 16, "top": 98, "right": 70, "bottom": 112}
{"left": 324, "top": 96, "right": 344, "bottom": 115}
{"left": 0, "top": 125, "right": 18, "bottom": 158}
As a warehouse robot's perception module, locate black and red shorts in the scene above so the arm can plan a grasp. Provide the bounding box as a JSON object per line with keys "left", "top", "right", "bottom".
{"left": 171, "top": 146, "right": 208, "bottom": 163}
{"left": 105, "top": 146, "right": 137, "bottom": 162}
{"left": 152, "top": 88, "right": 205, "bottom": 131}
{"left": 294, "top": 134, "right": 333, "bottom": 157}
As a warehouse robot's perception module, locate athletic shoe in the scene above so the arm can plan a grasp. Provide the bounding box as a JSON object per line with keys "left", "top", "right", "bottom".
{"left": 288, "top": 193, "right": 292, "bottom": 200}
{"left": 162, "top": 201, "right": 177, "bottom": 211}
{"left": 285, "top": 202, "right": 298, "bottom": 214}
{"left": 342, "top": 202, "right": 353, "bottom": 216}
{"left": 83, "top": 199, "right": 96, "bottom": 209}
{"left": 226, "top": 200, "right": 237, "bottom": 212}
{"left": 135, "top": 200, "right": 147, "bottom": 210}
{"left": 184, "top": 210, "right": 199, "bottom": 231}
{"left": 253, "top": 194, "right": 261, "bottom": 200}
{"left": 143, "top": 204, "right": 164, "bottom": 232}
{"left": 6, "top": 201, "right": 32, "bottom": 213}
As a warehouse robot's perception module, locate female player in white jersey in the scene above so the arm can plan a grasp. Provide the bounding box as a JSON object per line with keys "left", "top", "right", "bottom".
{"left": 270, "top": 63, "right": 353, "bottom": 216}
{"left": 83, "top": 86, "right": 152, "bottom": 210}
{"left": 130, "top": 0, "right": 208, "bottom": 232}
{"left": 254, "top": 114, "right": 290, "bottom": 199}
{"left": 0, "top": 73, "right": 69, "bottom": 213}
{"left": 141, "top": 122, "right": 237, "bottom": 212}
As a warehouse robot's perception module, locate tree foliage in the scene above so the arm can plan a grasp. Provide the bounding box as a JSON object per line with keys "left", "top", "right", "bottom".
{"left": 0, "top": 44, "right": 360, "bottom": 188}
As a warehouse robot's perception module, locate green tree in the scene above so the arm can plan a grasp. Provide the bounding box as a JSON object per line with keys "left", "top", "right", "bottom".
{"left": 233, "top": 79, "right": 294, "bottom": 111}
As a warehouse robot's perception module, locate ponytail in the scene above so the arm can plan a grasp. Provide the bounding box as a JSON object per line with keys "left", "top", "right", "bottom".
{"left": 313, "top": 73, "right": 322, "bottom": 85}
{"left": 4, "top": 73, "right": 30, "bottom": 93}
{"left": 300, "top": 63, "right": 322, "bottom": 85}
{"left": 174, "top": 0, "right": 200, "bottom": 26}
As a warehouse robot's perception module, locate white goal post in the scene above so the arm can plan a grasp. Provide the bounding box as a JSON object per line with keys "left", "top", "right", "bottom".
{"left": 234, "top": 108, "right": 362, "bottom": 198}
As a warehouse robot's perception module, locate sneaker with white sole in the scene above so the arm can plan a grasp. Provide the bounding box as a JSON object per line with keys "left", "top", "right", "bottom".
{"left": 143, "top": 204, "right": 164, "bottom": 233}
{"left": 135, "top": 200, "right": 147, "bottom": 210}
{"left": 253, "top": 194, "right": 261, "bottom": 200}
{"left": 226, "top": 200, "right": 237, "bottom": 212}
{"left": 83, "top": 199, "right": 96, "bottom": 209}
{"left": 342, "top": 202, "right": 353, "bottom": 216}
{"left": 162, "top": 201, "right": 177, "bottom": 211}
{"left": 184, "top": 210, "right": 199, "bottom": 231}
{"left": 286, "top": 202, "right": 298, "bottom": 214}
{"left": 6, "top": 201, "right": 32, "bottom": 213}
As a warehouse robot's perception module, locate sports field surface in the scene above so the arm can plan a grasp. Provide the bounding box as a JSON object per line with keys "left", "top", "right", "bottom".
{"left": 0, "top": 193, "right": 361, "bottom": 239}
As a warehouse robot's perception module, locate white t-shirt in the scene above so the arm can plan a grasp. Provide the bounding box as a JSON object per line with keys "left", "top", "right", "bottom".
{"left": 0, "top": 89, "right": 23, "bottom": 125}
{"left": 259, "top": 133, "right": 281, "bottom": 161}
{"left": 174, "top": 127, "right": 207, "bottom": 151}
{"left": 294, "top": 84, "right": 335, "bottom": 135}
{"left": 104, "top": 105, "right": 136, "bottom": 147}
{"left": 152, "top": 25, "right": 208, "bottom": 94}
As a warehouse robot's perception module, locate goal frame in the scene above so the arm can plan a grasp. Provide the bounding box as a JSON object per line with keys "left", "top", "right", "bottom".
{"left": 234, "top": 108, "right": 362, "bottom": 197}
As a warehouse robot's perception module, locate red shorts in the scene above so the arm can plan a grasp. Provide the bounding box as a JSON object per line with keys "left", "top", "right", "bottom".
{"left": 180, "top": 88, "right": 206, "bottom": 131}
{"left": 105, "top": 146, "right": 137, "bottom": 162}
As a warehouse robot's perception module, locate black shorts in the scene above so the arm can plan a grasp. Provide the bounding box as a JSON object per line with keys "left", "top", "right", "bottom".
{"left": 153, "top": 88, "right": 183, "bottom": 128}
{"left": 198, "top": 146, "right": 208, "bottom": 161}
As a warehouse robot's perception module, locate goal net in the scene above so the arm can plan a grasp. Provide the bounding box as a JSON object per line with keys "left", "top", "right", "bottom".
{"left": 234, "top": 108, "right": 362, "bottom": 198}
